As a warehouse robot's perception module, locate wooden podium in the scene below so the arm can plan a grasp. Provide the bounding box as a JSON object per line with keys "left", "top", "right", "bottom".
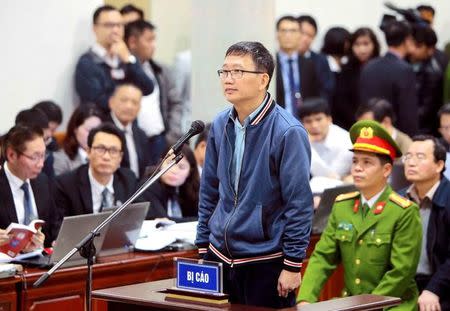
{"left": 92, "top": 278, "right": 401, "bottom": 311}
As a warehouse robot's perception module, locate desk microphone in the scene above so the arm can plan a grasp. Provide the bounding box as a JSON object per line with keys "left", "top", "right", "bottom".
{"left": 171, "top": 120, "right": 205, "bottom": 154}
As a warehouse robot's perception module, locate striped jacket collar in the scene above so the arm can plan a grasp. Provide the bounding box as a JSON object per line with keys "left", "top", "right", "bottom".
{"left": 228, "top": 93, "right": 275, "bottom": 126}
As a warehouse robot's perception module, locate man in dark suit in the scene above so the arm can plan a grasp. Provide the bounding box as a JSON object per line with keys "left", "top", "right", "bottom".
{"left": 106, "top": 83, "right": 150, "bottom": 178}
{"left": 360, "top": 20, "right": 418, "bottom": 136}
{"left": 275, "top": 15, "right": 320, "bottom": 118}
{"left": 403, "top": 136, "right": 450, "bottom": 311}
{"left": 0, "top": 125, "right": 56, "bottom": 248}
{"left": 54, "top": 123, "right": 138, "bottom": 220}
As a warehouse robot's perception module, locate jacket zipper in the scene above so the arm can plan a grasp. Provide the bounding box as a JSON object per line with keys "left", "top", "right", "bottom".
{"left": 223, "top": 123, "right": 245, "bottom": 267}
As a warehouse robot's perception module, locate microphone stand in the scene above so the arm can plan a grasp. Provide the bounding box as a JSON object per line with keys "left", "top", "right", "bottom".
{"left": 33, "top": 153, "right": 184, "bottom": 311}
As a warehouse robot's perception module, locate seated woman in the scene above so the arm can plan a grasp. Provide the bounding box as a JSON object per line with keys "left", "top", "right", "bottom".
{"left": 53, "top": 104, "right": 103, "bottom": 175}
{"left": 141, "top": 144, "right": 200, "bottom": 220}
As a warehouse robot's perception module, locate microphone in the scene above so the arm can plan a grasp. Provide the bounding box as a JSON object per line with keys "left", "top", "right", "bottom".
{"left": 171, "top": 120, "right": 205, "bottom": 154}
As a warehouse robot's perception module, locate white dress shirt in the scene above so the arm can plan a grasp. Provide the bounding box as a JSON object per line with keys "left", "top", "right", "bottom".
{"left": 88, "top": 167, "right": 115, "bottom": 214}
{"left": 138, "top": 62, "right": 165, "bottom": 137}
{"left": 360, "top": 186, "right": 386, "bottom": 209}
{"left": 310, "top": 124, "right": 353, "bottom": 179}
{"left": 3, "top": 162, "right": 39, "bottom": 224}
{"left": 110, "top": 113, "right": 139, "bottom": 177}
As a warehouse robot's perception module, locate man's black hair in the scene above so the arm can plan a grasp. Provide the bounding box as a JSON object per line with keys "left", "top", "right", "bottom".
{"left": 33, "top": 100, "right": 63, "bottom": 124}
{"left": 438, "top": 103, "right": 450, "bottom": 119}
{"left": 412, "top": 24, "right": 437, "bottom": 47}
{"left": 1, "top": 124, "right": 43, "bottom": 163}
{"left": 87, "top": 122, "right": 126, "bottom": 151}
{"left": 276, "top": 15, "right": 299, "bottom": 30}
{"left": 15, "top": 108, "right": 49, "bottom": 130}
{"left": 361, "top": 98, "right": 397, "bottom": 123}
{"left": 297, "top": 15, "right": 317, "bottom": 33}
{"left": 93, "top": 5, "right": 117, "bottom": 24}
{"left": 417, "top": 5, "right": 435, "bottom": 16}
{"left": 225, "top": 41, "right": 275, "bottom": 86}
{"left": 120, "top": 4, "right": 144, "bottom": 19}
{"left": 383, "top": 20, "right": 412, "bottom": 47}
{"left": 124, "top": 19, "right": 156, "bottom": 42}
{"left": 298, "top": 97, "right": 331, "bottom": 119}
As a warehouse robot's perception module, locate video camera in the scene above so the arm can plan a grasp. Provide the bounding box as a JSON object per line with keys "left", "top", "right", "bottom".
{"left": 380, "top": 2, "right": 429, "bottom": 32}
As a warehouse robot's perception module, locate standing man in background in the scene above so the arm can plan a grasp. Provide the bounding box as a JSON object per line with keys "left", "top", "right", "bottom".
{"left": 196, "top": 41, "right": 313, "bottom": 308}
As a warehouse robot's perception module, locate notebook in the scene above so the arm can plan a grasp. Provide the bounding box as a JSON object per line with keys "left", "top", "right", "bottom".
{"left": 312, "top": 184, "right": 357, "bottom": 234}
{"left": 13, "top": 212, "right": 111, "bottom": 268}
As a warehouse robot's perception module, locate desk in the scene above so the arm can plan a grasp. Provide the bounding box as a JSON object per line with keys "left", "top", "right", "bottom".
{"left": 0, "top": 277, "right": 19, "bottom": 311}
{"left": 92, "top": 279, "right": 401, "bottom": 311}
{"left": 17, "top": 250, "right": 197, "bottom": 311}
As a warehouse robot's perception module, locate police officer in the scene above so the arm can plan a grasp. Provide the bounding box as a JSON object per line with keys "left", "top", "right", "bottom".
{"left": 297, "top": 120, "right": 422, "bottom": 310}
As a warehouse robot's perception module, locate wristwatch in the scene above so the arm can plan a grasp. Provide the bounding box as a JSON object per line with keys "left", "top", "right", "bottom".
{"left": 127, "top": 55, "right": 137, "bottom": 64}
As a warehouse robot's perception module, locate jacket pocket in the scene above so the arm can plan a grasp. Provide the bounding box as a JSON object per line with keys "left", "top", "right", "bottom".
{"left": 366, "top": 233, "right": 392, "bottom": 265}
{"left": 230, "top": 204, "right": 265, "bottom": 243}
{"left": 335, "top": 228, "right": 354, "bottom": 243}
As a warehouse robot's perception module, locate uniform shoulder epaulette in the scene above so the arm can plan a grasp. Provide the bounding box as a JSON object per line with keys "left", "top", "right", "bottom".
{"left": 389, "top": 192, "right": 412, "bottom": 209}
{"left": 335, "top": 191, "right": 360, "bottom": 202}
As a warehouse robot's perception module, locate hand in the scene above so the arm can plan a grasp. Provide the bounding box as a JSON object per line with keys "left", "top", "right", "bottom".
{"left": 23, "top": 230, "right": 45, "bottom": 253}
{"left": 418, "top": 290, "right": 441, "bottom": 311}
{"left": 110, "top": 39, "right": 131, "bottom": 63}
{"left": 0, "top": 229, "right": 10, "bottom": 246}
{"left": 277, "top": 269, "right": 301, "bottom": 298}
{"left": 313, "top": 195, "right": 321, "bottom": 210}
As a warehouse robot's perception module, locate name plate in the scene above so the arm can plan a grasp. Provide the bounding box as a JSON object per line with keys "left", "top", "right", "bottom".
{"left": 175, "top": 258, "right": 223, "bottom": 293}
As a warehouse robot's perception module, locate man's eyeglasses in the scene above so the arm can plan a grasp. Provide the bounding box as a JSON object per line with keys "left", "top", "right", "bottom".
{"left": 95, "top": 22, "right": 124, "bottom": 29}
{"left": 91, "top": 145, "right": 123, "bottom": 158}
{"left": 217, "top": 69, "right": 265, "bottom": 80}
{"left": 402, "top": 153, "right": 427, "bottom": 163}
{"left": 19, "top": 151, "right": 46, "bottom": 163}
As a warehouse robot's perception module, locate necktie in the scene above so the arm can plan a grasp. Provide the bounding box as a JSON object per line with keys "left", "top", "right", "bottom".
{"left": 168, "top": 194, "right": 183, "bottom": 218}
{"left": 287, "top": 58, "right": 298, "bottom": 114}
{"left": 362, "top": 203, "right": 370, "bottom": 218}
{"left": 21, "top": 182, "right": 35, "bottom": 225}
{"left": 99, "top": 188, "right": 112, "bottom": 212}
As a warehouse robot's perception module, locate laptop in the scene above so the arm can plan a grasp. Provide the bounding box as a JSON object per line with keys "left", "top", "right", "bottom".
{"left": 99, "top": 202, "right": 149, "bottom": 256}
{"left": 312, "top": 184, "right": 357, "bottom": 234}
{"left": 13, "top": 212, "right": 112, "bottom": 268}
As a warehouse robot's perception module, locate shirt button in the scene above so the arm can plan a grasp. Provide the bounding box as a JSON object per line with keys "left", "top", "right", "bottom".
{"left": 376, "top": 238, "right": 381, "bottom": 244}
{"left": 341, "top": 235, "right": 345, "bottom": 240}
{"left": 358, "top": 239, "right": 363, "bottom": 245}
{"left": 355, "top": 259, "right": 361, "bottom": 265}
{"left": 355, "top": 278, "right": 361, "bottom": 285}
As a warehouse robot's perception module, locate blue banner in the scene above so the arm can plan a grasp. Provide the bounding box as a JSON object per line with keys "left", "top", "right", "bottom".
{"left": 177, "top": 260, "right": 220, "bottom": 293}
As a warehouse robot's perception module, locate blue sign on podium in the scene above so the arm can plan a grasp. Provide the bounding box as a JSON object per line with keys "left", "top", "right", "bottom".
{"left": 175, "top": 258, "right": 223, "bottom": 294}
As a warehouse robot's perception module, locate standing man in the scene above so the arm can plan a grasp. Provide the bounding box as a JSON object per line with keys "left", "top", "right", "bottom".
{"left": 298, "top": 120, "right": 422, "bottom": 310}
{"left": 75, "top": 5, "right": 153, "bottom": 112}
{"left": 125, "top": 19, "right": 183, "bottom": 164}
{"left": 403, "top": 136, "right": 450, "bottom": 311}
{"left": 360, "top": 20, "right": 418, "bottom": 136}
{"left": 195, "top": 41, "right": 313, "bottom": 308}
{"left": 275, "top": 16, "right": 320, "bottom": 117}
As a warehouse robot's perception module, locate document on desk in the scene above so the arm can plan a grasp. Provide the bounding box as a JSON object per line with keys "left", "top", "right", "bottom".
{"left": 135, "top": 220, "right": 198, "bottom": 251}
{"left": 0, "top": 248, "right": 44, "bottom": 263}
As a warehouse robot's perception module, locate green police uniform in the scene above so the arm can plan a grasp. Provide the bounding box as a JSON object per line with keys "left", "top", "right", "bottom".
{"left": 297, "top": 121, "right": 422, "bottom": 310}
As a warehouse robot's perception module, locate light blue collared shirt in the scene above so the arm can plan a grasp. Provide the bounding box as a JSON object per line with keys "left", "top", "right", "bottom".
{"left": 229, "top": 94, "right": 268, "bottom": 193}
{"left": 278, "top": 51, "right": 300, "bottom": 115}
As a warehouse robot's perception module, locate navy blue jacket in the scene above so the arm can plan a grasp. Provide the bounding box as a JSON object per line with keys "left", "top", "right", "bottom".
{"left": 360, "top": 52, "right": 418, "bottom": 136}
{"left": 401, "top": 178, "right": 450, "bottom": 305}
{"left": 195, "top": 94, "right": 313, "bottom": 272}
{"left": 75, "top": 50, "right": 154, "bottom": 112}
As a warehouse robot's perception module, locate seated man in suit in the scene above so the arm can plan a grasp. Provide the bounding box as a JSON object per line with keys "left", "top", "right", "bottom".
{"left": 55, "top": 123, "right": 138, "bottom": 220}
{"left": 107, "top": 83, "right": 150, "bottom": 178}
{"left": 403, "top": 136, "right": 450, "bottom": 311}
{"left": 0, "top": 124, "right": 56, "bottom": 249}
